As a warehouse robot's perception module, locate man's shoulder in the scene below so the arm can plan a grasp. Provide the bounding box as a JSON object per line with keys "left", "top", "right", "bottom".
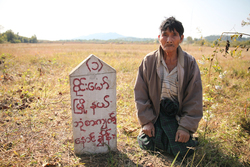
{"left": 182, "top": 50, "right": 197, "bottom": 65}
{"left": 143, "top": 50, "right": 158, "bottom": 61}
{"left": 183, "top": 50, "right": 195, "bottom": 60}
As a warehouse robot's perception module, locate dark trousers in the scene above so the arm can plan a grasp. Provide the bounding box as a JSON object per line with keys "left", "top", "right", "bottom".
{"left": 137, "top": 112, "right": 197, "bottom": 160}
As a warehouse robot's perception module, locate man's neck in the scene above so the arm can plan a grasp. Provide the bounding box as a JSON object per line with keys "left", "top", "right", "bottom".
{"left": 164, "top": 51, "right": 178, "bottom": 62}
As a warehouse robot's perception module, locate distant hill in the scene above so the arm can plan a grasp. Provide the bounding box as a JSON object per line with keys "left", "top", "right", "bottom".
{"left": 73, "top": 32, "right": 250, "bottom": 43}
{"left": 204, "top": 35, "right": 250, "bottom": 41}
{"left": 117, "top": 37, "right": 156, "bottom": 42}
{"left": 73, "top": 32, "right": 156, "bottom": 42}
{"left": 74, "top": 32, "right": 126, "bottom": 40}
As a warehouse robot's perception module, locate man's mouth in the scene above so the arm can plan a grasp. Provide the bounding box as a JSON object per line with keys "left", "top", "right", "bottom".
{"left": 165, "top": 44, "right": 174, "bottom": 47}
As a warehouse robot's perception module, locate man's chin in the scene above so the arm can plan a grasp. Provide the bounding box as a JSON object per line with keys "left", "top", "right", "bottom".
{"left": 163, "top": 48, "right": 176, "bottom": 53}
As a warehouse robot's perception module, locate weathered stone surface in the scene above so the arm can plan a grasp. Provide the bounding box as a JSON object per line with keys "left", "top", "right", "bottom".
{"left": 69, "top": 54, "right": 117, "bottom": 154}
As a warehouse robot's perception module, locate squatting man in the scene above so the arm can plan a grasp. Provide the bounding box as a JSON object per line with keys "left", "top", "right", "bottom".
{"left": 134, "top": 16, "right": 203, "bottom": 159}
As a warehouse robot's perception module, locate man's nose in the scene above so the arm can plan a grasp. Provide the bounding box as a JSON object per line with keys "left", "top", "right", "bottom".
{"left": 166, "top": 36, "right": 173, "bottom": 43}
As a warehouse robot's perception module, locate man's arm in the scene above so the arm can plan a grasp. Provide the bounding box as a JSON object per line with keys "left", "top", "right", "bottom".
{"left": 134, "top": 59, "right": 156, "bottom": 128}
{"left": 178, "top": 59, "right": 203, "bottom": 134}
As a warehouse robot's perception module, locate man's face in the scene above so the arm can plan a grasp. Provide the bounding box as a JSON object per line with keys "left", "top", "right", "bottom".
{"left": 158, "top": 28, "right": 184, "bottom": 54}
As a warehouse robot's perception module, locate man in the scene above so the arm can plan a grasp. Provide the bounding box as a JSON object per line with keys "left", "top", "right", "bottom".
{"left": 134, "top": 17, "right": 203, "bottom": 159}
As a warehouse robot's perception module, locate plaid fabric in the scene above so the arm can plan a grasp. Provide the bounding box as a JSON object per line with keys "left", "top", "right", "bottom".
{"left": 138, "top": 110, "right": 197, "bottom": 160}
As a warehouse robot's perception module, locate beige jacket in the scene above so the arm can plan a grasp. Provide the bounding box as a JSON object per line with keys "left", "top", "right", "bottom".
{"left": 134, "top": 46, "right": 203, "bottom": 133}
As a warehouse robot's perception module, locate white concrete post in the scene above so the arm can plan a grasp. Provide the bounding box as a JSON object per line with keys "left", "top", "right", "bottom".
{"left": 69, "top": 54, "right": 117, "bottom": 154}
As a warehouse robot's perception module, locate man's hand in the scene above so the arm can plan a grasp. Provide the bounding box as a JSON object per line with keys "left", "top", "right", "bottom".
{"left": 175, "top": 129, "right": 190, "bottom": 143}
{"left": 142, "top": 122, "right": 155, "bottom": 137}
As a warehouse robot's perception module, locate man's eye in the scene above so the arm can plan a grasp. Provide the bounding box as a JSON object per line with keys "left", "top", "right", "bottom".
{"left": 162, "top": 33, "right": 167, "bottom": 36}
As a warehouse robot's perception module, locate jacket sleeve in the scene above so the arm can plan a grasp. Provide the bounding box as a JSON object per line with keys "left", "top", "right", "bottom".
{"left": 134, "top": 59, "right": 156, "bottom": 126}
{"left": 178, "top": 59, "right": 203, "bottom": 133}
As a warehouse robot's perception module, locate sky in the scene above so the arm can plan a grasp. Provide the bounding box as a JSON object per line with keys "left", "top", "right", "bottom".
{"left": 0, "top": 0, "right": 249, "bottom": 41}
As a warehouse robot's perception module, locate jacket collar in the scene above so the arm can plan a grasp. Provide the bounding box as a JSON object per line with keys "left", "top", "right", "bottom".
{"left": 177, "top": 46, "right": 184, "bottom": 68}
{"left": 157, "top": 45, "right": 184, "bottom": 68}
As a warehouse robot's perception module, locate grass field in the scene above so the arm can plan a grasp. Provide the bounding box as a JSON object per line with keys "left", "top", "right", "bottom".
{"left": 0, "top": 43, "right": 250, "bottom": 166}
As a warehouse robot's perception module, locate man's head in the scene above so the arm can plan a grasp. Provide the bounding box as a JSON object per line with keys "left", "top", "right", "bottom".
{"left": 159, "top": 17, "right": 184, "bottom": 37}
{"left": 158, "top": 17, "right": 184, "bottom": 54}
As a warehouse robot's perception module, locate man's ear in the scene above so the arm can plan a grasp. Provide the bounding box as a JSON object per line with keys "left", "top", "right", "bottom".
{"left": 180, "top": 35, "right": 184, "bottom": 43}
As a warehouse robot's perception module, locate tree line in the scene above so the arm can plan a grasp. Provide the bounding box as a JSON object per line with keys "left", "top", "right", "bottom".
{"left": 185, "top": 35, "right": 250, "bottom": 47}
{"left": 0, "top": 29, "right": 38, "bottom": 43}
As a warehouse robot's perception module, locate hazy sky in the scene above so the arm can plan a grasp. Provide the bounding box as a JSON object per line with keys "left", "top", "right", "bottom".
{"left": 0, "top": 0, "right": 249, "bottom": 40}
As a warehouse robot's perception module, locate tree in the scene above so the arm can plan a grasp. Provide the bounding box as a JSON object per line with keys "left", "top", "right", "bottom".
{"left": 0, "top": 25, "right": 4, "bottom": 34}
{"left": 186, "top": 36, "right": 193, "bottom": 44}
{"left": 30, "top": 35, "right": 38, "bottom": 43}
{"left": 0, "top": 36, "right": 4, "bottom": 43}
{"left": 0, "top": 29, "right": 38, "bottom": 43}
{"left": 5, "top": 30, "right": 15, "bottom": 42}
{"left": 0, "top": 26, "right": 4, "bottom": 43}
{"left": 22, "top": 37, "right": 29, "bottom": 43}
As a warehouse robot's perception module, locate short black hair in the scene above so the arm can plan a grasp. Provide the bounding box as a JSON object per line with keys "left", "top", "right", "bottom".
{"left": 159, "top": 17, "right": 184, "bottom": 37}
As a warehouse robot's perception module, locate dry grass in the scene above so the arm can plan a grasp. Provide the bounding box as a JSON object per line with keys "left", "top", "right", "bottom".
{"left": 0, "top": 43, "right": 250, "bottom": 166}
